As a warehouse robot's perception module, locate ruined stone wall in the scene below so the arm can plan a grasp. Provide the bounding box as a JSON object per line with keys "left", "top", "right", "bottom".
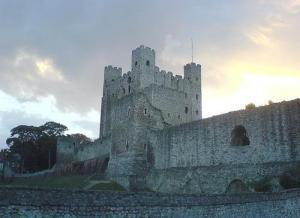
{"left": 56, "top": 136, "right": 110, "bottom": 166}
{"left": 1, "top": 187, "right": 300, "bottom": 217}
{"left": 152, "top": 99, "right": 300, "bottom": 169}
{"left": 147, "top": 161, "right": 298, "bottom": 194}
{"left": 143, "top": 84, "right": 201, "bottom": 126}
{"left": 106, "top": 92, "right": 166, "bottom": 189}
{"left": 144, "top": 99, "right": 300, "bottom": 194}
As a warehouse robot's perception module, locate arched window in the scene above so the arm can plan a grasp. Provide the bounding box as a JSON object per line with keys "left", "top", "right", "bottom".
{"left": 146, "top": 60, "right": 150, "bottom": 66}
{"left": 185, "top": 107, "right": 188, "bottom": 114}
{"left": 135, "top": 61, "right": 138, "bottom": 66}
{"left": 144, "top": 108, "right": 147, "bottom": 115}
{"left": 231, "top": 125, "right": 250, "bottom": 146}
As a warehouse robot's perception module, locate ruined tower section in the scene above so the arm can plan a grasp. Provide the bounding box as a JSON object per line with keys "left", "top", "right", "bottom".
{"left": 99, "top": 66, "right": 122, "bottom": 138}
{"left": 131, "top": 45, "right": 155, "bottom": 89}
{"left": 184, "top": 62, "right": 202, "bottom": 119}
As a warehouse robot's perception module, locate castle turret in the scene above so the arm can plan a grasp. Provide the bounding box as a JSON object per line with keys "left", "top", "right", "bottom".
{"left": 184, "top": 62, "right": 202, "bottom": 119}
{"left": 184, "top": 62, "right": 201, "bottom": 83}
{"left": 104, "top": 66, "right": 122, "bottom": 87}
{"left": 100, "top": 66, "right": 122, "bottom": 138}
{"left": 131, "top": 45, "right": 155, "bottom": 89}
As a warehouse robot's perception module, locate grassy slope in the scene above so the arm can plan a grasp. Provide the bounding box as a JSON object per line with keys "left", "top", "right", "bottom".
{"left": 0, "top": 175, "right": 126, "bottom": 191}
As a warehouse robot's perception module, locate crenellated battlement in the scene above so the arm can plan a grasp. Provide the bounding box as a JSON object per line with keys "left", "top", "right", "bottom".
{"left": 104, "top": 65, "right": 122, "bottom": 84}
{"left": 100, "top": 45, "right": 202, "bottom": 137}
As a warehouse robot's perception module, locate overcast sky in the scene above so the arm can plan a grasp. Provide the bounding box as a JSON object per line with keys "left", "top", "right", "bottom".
{"left": 1, "top": 0, "right": 300, "bottom": 149}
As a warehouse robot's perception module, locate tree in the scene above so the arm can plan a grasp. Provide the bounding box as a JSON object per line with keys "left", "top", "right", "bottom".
{"left": 69, "top": 133, "right": 92, "bottom": 145}
{"left": 245, "top": 103, "right": 256, "bottom": 110}
{"left": 41, "top": 122, "right": 67, "bottom": 136}
{"left": 5, "top": 122, "right": 68, "bottom": 173}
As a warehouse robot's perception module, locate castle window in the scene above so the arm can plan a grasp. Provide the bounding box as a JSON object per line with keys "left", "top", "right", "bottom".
{"left": 128, "top": 76, "right": 132, "bottom": 83}
{"left": 127, "top": 107, "right": 131, "bottom": 117}
{"left": 231, "top": 125, "right": 250, "bottom": 146}
{"left": 126, "top": 140, "right": 129, "bottom": 151}
{"left": 128, "top": 85, "right": 131, "bottom": 93}
{"left": 185, "top": 107, "right": 188, "bottom": 114}
{"left": 196, "top": 110, "right": 199, "bottom": 115}
{"left": 144, "top": 144, "right": 147, "bottom": 150}
{"left": 196, "top": 94, "right": 199, "bottom": 100}
{"left": 135, "top": 61, "right": 138, "bottom": 66}
{"left": 185, "top": 93, "right": 187, "bottom": 98}
{"left": 144, "top": 108, "right": 147, "bottom": 115}
{"left": 146, "top": 60, "right": 150, "bottom": 66}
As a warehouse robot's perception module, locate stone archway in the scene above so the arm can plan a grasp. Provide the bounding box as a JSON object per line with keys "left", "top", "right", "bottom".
{"left": 226, "top": 179, "right": 249, "bottom": 194}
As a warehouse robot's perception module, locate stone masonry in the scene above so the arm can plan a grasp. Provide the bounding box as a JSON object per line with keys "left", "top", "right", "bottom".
{"left": 56, "top": 45, "right": 300, "bottom": 194}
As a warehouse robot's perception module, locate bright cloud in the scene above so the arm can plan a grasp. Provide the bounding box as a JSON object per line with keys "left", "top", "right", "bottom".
{"left": 0, "top": 90, "right": 99, "bottom": 148}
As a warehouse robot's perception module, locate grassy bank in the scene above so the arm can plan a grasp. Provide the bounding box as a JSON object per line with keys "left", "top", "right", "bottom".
{"left": 0, "top": 175, "right": 126, "bottom": 191}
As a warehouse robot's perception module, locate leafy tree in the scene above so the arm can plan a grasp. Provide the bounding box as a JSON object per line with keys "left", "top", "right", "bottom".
{"left": 41, "top": 122, "right": 68, "bottom": 137}
{"left": 5, "top": 122, "right": 68, "bottom": 173}
{"left": 69, "top": 133, "right": 92, "bottom": 145}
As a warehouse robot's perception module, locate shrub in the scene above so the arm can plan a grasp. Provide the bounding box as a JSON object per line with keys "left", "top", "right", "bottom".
{"left": 252, "top": 177, "right": 272, "bottom": 192}
{"left": 280, "top": 165, "right": 300, "bottom": 189}
{"left": 245, "top": 103, "right": 256, "bottom": 110}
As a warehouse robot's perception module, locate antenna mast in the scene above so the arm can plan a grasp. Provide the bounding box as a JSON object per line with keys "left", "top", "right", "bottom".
{"left": 191, "top": 38, "right": 194, "bottom": 63}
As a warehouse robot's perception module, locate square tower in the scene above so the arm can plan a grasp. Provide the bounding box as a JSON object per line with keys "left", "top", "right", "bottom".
{"left": 131, "top": 45, "right": 155, "bottom": 89}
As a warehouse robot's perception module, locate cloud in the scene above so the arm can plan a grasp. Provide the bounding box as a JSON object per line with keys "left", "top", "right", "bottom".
{"left": 0, "top": 0, "right": 300, "bottom": 146}
{"left": 0, "top": 90, "right": 99, "bottom": 149}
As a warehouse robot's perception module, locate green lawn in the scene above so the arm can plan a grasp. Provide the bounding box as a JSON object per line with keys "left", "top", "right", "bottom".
{"left": 0, "top": 175, "right": 126, "bottom": 191}
{"left": 90, "top": 181, "right": 126, "bottom": 191}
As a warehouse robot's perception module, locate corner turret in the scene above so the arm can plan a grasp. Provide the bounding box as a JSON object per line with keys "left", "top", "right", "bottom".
{"left": 184, "top": 62, "right": 201, "bottom": 83}
{"left": 131, "top": 45, "right": 155, "bottom": 88}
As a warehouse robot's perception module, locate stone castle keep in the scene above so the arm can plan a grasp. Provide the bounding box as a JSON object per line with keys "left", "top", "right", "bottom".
{"left": 57, "top": 45, "right": 300, "bottom": 194}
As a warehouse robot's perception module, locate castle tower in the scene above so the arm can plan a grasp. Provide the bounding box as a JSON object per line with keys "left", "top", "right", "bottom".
{"left": 131, "top": 45, "right": 155, "bottom": 89}
{"left": 184, "top": 62, "right": 202, "bottom": 119}
{"left": 100, "top": 66, "right": 122, "bottom": 138}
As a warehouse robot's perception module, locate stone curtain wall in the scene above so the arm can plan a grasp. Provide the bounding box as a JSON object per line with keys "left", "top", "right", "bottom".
{"left": 1, "top": 187, "right": 300, "bottom": 217}
{"left": 153, "top": 99, "right": 300, "bottom": 169}
{"left": 146, "top": 161, "right": 298, "bottom": 194}
{"left": 56, "top": 136, "right": 110, "bottom": 166}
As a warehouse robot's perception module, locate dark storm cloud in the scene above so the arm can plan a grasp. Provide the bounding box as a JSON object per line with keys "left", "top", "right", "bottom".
{"left": 0, "top": 0, "right": 271, "bottom": 113}
{"left": 1, "top": 0, "right": 299, "bottom": 149}
{"left": 0, "top": 0, "right": 188, "bottom": 113}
